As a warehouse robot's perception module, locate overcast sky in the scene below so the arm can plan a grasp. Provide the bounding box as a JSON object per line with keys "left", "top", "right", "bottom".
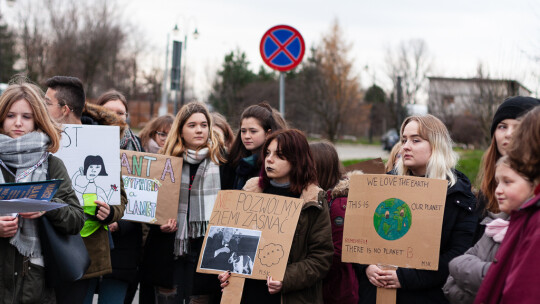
{"left": 14, "top": 0, "right": 540, "bottom": 101}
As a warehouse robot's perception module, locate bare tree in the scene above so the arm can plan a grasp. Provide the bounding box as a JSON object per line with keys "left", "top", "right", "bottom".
{"left": 428, "top": 63, "right": 515, "bottom": 147}
{"left": 296, "top": 20, "right": 361, "bottom": 142}
{"left": 385, "top": 39, "right": 431, "bottom": 105}
{"left": 14, "top": 0, "right": 155, "bottom": 100}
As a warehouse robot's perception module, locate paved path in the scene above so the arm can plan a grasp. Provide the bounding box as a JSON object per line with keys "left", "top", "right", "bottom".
{"left": 335, "top": 143, "right": 389, "bottom": 161}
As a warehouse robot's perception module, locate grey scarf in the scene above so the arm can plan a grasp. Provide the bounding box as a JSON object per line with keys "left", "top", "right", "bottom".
{"left": 121, "top": 128, "right": 144, "bottom": 152}
{"left": 174, "top": 148, "right": 221, "bottom": 255}
{"left": 0, "top": 132, "right": 50, "bottom": 258}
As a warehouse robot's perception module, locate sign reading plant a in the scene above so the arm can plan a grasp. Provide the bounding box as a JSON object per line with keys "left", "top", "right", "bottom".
{"left": 342, "top": 174, "right": 448, "bottom": 303}
{"left": 120, "top": 150, "right": 183, "bottom": 225}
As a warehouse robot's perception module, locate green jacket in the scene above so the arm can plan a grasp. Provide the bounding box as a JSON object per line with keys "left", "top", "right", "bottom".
{"left": 0, "top": 155, "right": 85, "bottom": 304}
{"left": 244, "top": 178, "right": 334, "bottom": 304}
{"left": 81, "top": 182, "right": 126, "bottom": 279}
{"left": 79, "top": 102, "right": 128, "bottom": 279}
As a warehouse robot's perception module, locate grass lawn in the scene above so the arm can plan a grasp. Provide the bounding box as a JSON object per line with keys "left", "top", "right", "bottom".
{"left": 456, "top": 149, "right": 484, "bottom": 184}
{"left": 341, "top": 149, "right": 484, "bottom": 184}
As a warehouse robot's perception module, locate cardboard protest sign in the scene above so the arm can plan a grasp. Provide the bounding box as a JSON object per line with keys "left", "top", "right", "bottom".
{"left": 342, "top": 174, "right": 448, "bottom": 270}
{"left": 120, "top": 150, "right": 182, "bottom": 225}
{"left": 54, "top": 124, "right": 121, "bottom": 207}
{"left": 345, "top": 158, "right": 386, "bottom": 174}
{"left": 197, "top": 190, "right": 304, "bottom": 281}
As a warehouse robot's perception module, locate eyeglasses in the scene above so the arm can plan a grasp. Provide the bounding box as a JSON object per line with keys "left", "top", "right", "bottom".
{"left": 45, "top": 101, "right": 72, "bottom": 112}
{"left": 45, "top": 101, "right": 63, "bottom": 108}
{"left": 156, "top": 131, "right": 168, "bottom": 138}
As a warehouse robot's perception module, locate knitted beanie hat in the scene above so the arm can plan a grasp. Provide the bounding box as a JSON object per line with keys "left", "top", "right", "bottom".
{"left": 490, "top": 96, "right": 540, "bottom": 137}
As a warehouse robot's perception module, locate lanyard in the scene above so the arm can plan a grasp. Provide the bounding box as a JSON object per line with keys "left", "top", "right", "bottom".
{"left": 0, "top": 152, "right": 49, "bottom": 182}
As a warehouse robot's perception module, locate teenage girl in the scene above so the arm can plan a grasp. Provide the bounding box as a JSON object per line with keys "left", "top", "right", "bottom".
{"left": 310, "top": 141, "right": 360, "bottom": 304}
{"left": 360, "top": 114, "right": 477, "bottom": 303}
{"left": 223, "top": 102, "right": 287, "bottom": 190}
{"left": 474, "top": 96, "right": 539, "bottom": 240}
{"left": 474, "top": 105, "right": 540, "bottom": 303}
{"left": 219, "top": 129, "right": 333, "bottom": 303}
{"left": 443, "top": 156, "right": 532, "bottom": 303}
{"left": 139, "top": 115, "right": 174, "bottom": 153}
{"left": 211, "top": 112, "right": 234, "bottom": 151}
{"left": 141, "top": 102, "right": 226, "bottom": 303}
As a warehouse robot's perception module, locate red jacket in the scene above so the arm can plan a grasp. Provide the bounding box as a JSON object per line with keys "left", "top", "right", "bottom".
{"left": 475, "top": 184, "right": 540, "bottom": 304}
{"left": 322, "top": 178, "right": 359, "bottom": 304}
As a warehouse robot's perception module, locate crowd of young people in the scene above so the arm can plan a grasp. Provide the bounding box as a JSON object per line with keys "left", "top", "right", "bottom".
{"left": 0, "top": 75, "right": 539, "bottom": 304}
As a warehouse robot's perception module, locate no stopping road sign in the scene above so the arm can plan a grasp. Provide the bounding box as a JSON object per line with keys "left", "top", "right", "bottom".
{"left": 260, "top": 25, "right": 305, "bottom": 72}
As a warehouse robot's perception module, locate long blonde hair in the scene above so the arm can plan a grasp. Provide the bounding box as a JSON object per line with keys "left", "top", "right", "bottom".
{"left": 396, "top": 114, "right": 458, "bottom": 187}
{"left": 0, "top": 79, "right": 62, "bottom": 152}
{"left": 161, "top": 102, "right": 226, "bottom": 163}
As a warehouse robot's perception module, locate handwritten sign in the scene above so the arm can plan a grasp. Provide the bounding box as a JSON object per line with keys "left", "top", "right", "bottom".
{"left": 55, "top": 124, "right": 121, "bottom": 206}
{"left": 120, "top": 150, "right": 182, "bottom": 225}
{"left": 342, "top": 174, "right": 447, "bottom": 270}
{"left": 345, "top": 158, "right": 386, "bottom": 174}
{"left": 197, "top": 190, "right": 303, "bottom": 281}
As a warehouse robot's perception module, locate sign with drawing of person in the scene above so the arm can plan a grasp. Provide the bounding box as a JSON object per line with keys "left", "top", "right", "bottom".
{"left": 120, "top": 150, "right": 182, "bottom": 225}
{"left": 54, "top": 124, "right": 121, "bottom": 210}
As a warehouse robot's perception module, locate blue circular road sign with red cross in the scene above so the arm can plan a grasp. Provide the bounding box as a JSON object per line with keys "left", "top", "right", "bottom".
{"left": 260, "top": 25, "right": 305, "bottom": 72}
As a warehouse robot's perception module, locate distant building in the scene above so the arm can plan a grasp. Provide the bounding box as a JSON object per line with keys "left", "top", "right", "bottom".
{"left": 428, "top": 77, "right": 532, "bottom": 146}
{"left": 428, "top": 77, "right": 531, "bottom": 117}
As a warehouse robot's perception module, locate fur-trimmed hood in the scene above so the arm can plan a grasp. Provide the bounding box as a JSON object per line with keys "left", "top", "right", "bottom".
{"left": 81, "top": 102, "right": 127, "bottom": 137}
{"left": 243, "top": 177, "right": 323, "bottom": 206}
{"left": 331, "top": 170, "right": 364, "bottom": 199}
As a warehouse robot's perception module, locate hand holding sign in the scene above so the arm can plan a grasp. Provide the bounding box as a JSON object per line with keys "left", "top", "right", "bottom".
{"left": 20, "top": 210, "right": 46, "bottom": 219}
{"left": 267, "top": 276, "right": 283, "bottom": 294}
{"left": 380, "top": 269, "right": 401, "bottom": 289}
{"left": 95, "top": 200, "right": 110, "bottom": 221}
{"left": 0, "top": 215, "right": 18, "bottom": 237}
{"left": 366, "top": 265, "right": 387, "bottom": 288}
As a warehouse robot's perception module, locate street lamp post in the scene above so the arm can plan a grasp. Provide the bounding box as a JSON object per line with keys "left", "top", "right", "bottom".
{"left": 180, "top": 27, "right": 199, "bottom": 107}
{"left": 158, "top": 32, "right": 171, "bottom": 116}
{"left": 158, "top": 18, "right": 198, "bottom": 116}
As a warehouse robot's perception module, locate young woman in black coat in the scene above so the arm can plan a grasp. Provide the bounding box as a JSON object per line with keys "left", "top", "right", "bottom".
{"left": 359, "top": 115, "right": 477, "bottom": 304}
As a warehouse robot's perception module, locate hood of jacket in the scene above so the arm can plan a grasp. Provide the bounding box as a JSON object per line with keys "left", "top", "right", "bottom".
{"left": 331, "top": 170, "right": 364, "bottom": 199}
{"left": 81, "top": 102, "right": 127, "bottom": 137}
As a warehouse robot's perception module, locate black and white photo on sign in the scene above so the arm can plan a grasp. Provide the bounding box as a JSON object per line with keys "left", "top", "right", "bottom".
{"left": 200, "top": 226, "right": 261, "bottom": 275}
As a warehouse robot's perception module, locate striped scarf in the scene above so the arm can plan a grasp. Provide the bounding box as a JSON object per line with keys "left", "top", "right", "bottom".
{"left": 120, "top": 128, "right": 144, "bottom": 152}
{"left": 0, "top": 132, "right": 50, "bottom": 258}
{"left": 174, "top": 148, "right": 221, "bottom": 255}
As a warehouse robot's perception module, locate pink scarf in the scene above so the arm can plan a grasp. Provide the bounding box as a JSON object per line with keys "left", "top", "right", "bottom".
{"left": 485, "top": 218, "right": 509, "bottom": 243}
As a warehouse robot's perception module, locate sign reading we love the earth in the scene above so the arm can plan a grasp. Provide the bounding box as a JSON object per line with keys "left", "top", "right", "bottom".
{"left": 342, "top": 174, "right": 448, "bottom": 270}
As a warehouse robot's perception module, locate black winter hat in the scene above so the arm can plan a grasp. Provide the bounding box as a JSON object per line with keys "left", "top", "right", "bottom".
{"left": 490, "top": 96, "right": 540, "bottom": 137}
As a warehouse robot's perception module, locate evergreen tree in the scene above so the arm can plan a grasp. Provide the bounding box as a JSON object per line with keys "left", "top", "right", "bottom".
{"left": 208, "top": 49, "right": 255, "bottom": 120}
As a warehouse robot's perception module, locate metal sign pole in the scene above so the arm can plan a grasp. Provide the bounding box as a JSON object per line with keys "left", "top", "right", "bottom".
{"left": 279, "top": 72, "right": 285, "bottom": 119}
{"left": 260, "top": 25, "right": 305, "bottom": 120}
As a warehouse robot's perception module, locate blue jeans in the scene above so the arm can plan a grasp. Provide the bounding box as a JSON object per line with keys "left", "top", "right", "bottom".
{"left": 83, "top": 277, "right": 128, "bottom": 304}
